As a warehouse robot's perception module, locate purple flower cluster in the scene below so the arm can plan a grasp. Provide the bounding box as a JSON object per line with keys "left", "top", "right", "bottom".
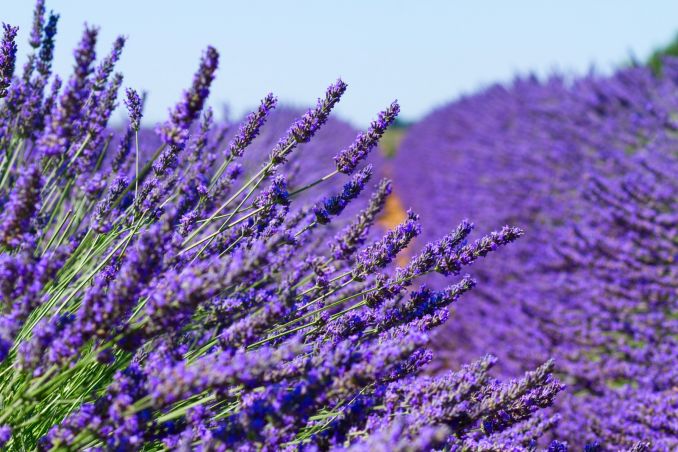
{"left": 124, "top": 87, "right": 142, "bottom": 132}
{"left": 269, "top": 79, "right": 347, "bottom": 165}
{"left": 38, "top": 24, "right": 99, "bottom": 158}
{"left": 0, "top": 23, "right": 18, "bottom": 98}
{"left": 394, "top": 60, "right": 678, "bottom": 449}
{"left": 334, "top": 100, "right": 399, "bottom": 174}
{"left": 0, "top": 1, "right": 560, "bottom": 450}
{"left": 157, "top": 45, "right": 219, "bottom": 149}
{"left": 227, "top": 92, "right": 277, "bottom": 159}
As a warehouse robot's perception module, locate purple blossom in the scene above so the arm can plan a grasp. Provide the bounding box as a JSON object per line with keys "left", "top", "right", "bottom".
{"left": 37, "top": 11, "right": 59, "bottom": 76}
{"left": 124, "top": 87, "right": 142, "bottom": 132}
{"left": 352, "top": 209, "right": 421, "bottom": 278}
{"left": 92, "top": 36, "right": 125, "bottom": 91}
{"left": 38, "top": 24, "right": 98, "bottom": 157}
{"left": 28, "top": 0, "right": 45, "bottom": 49}
{"left": 228, "top": 92, "right": 277, "bottom": 158}
{"left": 0, "top": 165, "right": 42, "bottom": 248}
{"left": 0, "top": 23, "right": 19, "bottom": 98}
{"left": 74, "top": 72, "right": 124, "bottom": 173}
{"left": 335, "top": 100, "right": 400, "bottom": 174}
{"left": 331, "top": 178, "right": 392, "bottom": 260}
{"left": 312, "top": 165, "right": 373, "bottom": 224}
{"left": 157, "top": 45, "right": 219, "bottom": 148}
{"left": 269, "top": 79, "right": 347, "bottom": 164}
{"left": 0, "top": 425, "right": 10, "bottom": 448}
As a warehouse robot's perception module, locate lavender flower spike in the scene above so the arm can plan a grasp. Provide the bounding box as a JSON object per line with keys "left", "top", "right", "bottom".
{"left": 124, "top": 88, "right": 142, "bottom": 131}
{"left": 352, "top": 209, "right": 422, "bottom": 278}
{"left": 37, "top": 12, "right": 59, "bottom": 76}
{"left": 0, "top": 165, "right": 43, "bottom": 248}
{"left": 0, "top": 24, "right": 19, "bottom": 98}
{"left": 29, "top": 0, "right": 45, "bottom": 49}
{"left": 270, "top": 79, "right": 347, "bottom": 164}
{"left": 331, "top": 178, "right": 392, "bottom": 260}
{"left": 158, "top": 45, "right": 219, "bottom": 148}
{"left": 228, "top": 93, "right": 277, "bottom": 158}
{"left": 38, "top": 25, "right": 98, "bottom": 158}
{"left": 92, "top": 35, "right": 126, "bottom": 91}
{"left": 313, "top": 165, "right": 373, "bottom": 224}
{"left": 335, "top": 100, "right": 400, "bottom": 174}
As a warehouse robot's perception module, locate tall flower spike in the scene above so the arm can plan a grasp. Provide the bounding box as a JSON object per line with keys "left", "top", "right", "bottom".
{"left": 331, "top": 178, "right": 392, "bottom": 260}
{"left": 38, "top": 25, "right": 98, "bottom": 157}
{"left": 68, "top": 25, "right": 98, "bottom": 92}
{"left": 29, "top": 0, "right": 46, "bottom": 49}
{"left": 270, "top": 79, "right": 347, "bottom": 164}
{"left": 0, "top": 165, "right": 43, "bottom": 248}
{"left": 373, "top": 276, "right": 477, "bottom": 334}
{"left": 352, "top": 209, "right": 422, "bottom": 278}
{"left": 40, "top": 74, "right": 61, "bottom": 124}
{"left": 124, "top": 88, "right": 142, "bottom": 131}
{"left": 158, "top": 45, "right": 219, "bottom": 148}
{"left": 335, "top": 100, "right": 400, "bottom": 174}
{"left": 75, "top": 73, "right": 124, "bottom": 173}
{"left": 111, "top": 127, "right": 132, "bottom": 173}
{"left": 228, "top": 93, "right": 277, "bottom": 158}
{"left": 37, "top": 12, "right": 59, "bottom": 76}
{"left": 92, "top": 36, "right": 125, "bottom": 91}
{"left": 0, "top": 24, "right": 19, "bottom": 98}
{"left": 312, "top": 165, "right": 373, "bottom": 225}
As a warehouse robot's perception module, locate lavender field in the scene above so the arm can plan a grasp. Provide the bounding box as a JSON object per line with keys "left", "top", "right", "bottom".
{"left": 0, "top": 1, "right": 676, "bottom": 450}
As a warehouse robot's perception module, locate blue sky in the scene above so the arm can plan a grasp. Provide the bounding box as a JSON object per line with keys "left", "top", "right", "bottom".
{"left": 4, "top": 1, "right": 678, "bottom": 127}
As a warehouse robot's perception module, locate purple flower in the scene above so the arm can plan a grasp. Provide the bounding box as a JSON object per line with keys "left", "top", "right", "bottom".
{"left": 0, "top": 425, "right": 11, "bottom": 448}
{"left": 111, "top": 125, "right": 133, "bottom": 173}
{"left": 312, "top": 165, "right": 373, "bottom": 224}
{"left": 228, "top": 93, "right": 277, "bottom": 158}
{"left": 28, "top": 0, "right": 45, "bottom": 49}
{"left": 38, "top": 24, "right": 98, "bottom": 157}
{"left": 157, "top": 45, "right": 219, "bottom": 148}
{"left": 74, "top": 72, "right": 124, "bottom": 173}
{"left": 331, "top": 178, "right": 392, "bottom": 260}
{"left": 269, "top": 79, "right": 347, "bottom": 164}
{"left": 335, "top": 100, "right": 400, "bottom": 174}
{"left": 0, "top": 165, "right": 42, "bottom": 248}
{"left": 124, "top": 87, "right": 142, "bottom": 131}
{"left": 37, "top": 11, "right": 59, "bottom": 76}
{"left": 92, "top": 36, "right": 125, "bottom": 91}
{"left": 352, "top": 209, "right": 421, "bottom": 278}
{"left": 0, "top": 23, "right": 19, "bottom": 98}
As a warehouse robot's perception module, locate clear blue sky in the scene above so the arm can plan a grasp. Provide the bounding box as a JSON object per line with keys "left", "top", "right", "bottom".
{"left": 4, "top": 1, "right": 678, "bottom": 127}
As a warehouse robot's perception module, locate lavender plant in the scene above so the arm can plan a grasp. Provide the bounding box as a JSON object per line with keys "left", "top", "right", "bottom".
{"left": 0, "top": 2, "right": 562, "bottom": 450}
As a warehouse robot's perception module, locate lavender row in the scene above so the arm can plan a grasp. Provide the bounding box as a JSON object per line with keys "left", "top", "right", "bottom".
{"left": 394, "top": 62, "right": 678, "bottom": 449}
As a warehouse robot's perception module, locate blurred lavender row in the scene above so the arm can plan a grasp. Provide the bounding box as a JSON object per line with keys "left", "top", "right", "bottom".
{"left": 393, "top": 62, "right": 678, "bottom": 449}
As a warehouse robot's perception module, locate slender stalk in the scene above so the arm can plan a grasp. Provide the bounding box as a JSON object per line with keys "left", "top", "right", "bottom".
{"left": 183, "top": 163, "right": 271, "bottom": 246}
{"left": 134, "top": 130, "right": 140, "bottom": 202}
